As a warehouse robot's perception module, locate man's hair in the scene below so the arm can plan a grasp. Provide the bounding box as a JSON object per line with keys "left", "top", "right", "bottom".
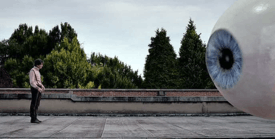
{"left": 34, "top": 59, "right": 44, "bottom": 66}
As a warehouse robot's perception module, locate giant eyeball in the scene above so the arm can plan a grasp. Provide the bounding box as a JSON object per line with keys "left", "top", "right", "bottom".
{"left": 206, "top": 0, "right": 275, "bottom": 119}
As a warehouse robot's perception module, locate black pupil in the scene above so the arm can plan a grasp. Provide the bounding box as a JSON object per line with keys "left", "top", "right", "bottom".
{"left": 219, "top": 48, "right": 234, "bottom": 70}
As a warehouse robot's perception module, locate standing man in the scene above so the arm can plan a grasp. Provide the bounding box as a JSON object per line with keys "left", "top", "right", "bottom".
{"left": 29, "top": 59, "right": 45, "bottom": 123}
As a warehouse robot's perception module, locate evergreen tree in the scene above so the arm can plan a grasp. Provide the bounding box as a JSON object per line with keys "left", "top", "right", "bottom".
{"left": 48, "top": 25, "right": 61, "bottom": 49}
{"left": 0, "top": 67, "right": 13, "bottom": 88}
{"left": 25, "top": 26, "right": 49, "bottom": 58}
{"left": 2, "top": 22, "right": 144, "bottom": 89}
{"left": 48, "top": 22, "right": 78, "bottom": 53}
{"left": 8, "top": 24, "right": 33, "bottom": 60}
{"left": 143, "top": 28, "right": 178, "bottom": 89}
{"left": 0, "top": 39, "right": 9, "bottom": 65}
{"left": 4, "top": 55, "right": 34, "bottom": 88}
{"left": 60, "top": 22, "right": 78, "bottom": 44}
{"left": 42, "top": 37, "right": 92, "bottom": 88}
{"left": 4, "top": 24, "right": 51, "bottom": 88}
{"left": 178, "top": 18, "right": 215, "bottom": 89}
{"left": 3, "top": 23, "right": 82, "bottom": 88}
{"left": 4, "top": 24, "right": 49, "bottom": 61}
{"left": 10, "top": 24, "right": 33, "bottom": 45}
{"left": 88, "top": 52, "right": 143, "bottom": 88}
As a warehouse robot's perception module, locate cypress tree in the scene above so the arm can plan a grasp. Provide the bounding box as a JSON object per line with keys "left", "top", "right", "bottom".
{"left": 178, "top": 18, "right": 215, "bottom": 89}
{"left": 143, "top": 28, "right": 178, "bottom": 89}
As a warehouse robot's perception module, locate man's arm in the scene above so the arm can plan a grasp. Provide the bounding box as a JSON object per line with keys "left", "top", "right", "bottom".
{"left": 29, "top": 70, "right": 43, "bottom": 92}
{"left": 37, "top": 82, "right": 45, "bottom": 91}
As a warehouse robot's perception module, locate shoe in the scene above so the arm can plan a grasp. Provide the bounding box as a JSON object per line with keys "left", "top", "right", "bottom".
{"left": 31, "top": 119, "right": 40, "bottom": 123}
{"left": 36, "top": 118, "right": 42, "bottom": 123}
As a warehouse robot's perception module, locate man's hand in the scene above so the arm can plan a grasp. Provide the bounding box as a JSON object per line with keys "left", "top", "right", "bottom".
{"left": 38, "top": 88, "right": 43, "bottom": 93}
{"left": 42, "top": 85, "right": 45, "bottom": 91}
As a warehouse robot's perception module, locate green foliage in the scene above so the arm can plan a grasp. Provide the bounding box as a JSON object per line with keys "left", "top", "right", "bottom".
{"left": 178, "top": 18, "right": 215, "bottom": 89}
{"left": 4, "top": 55, "right": 35, "bottom": 88}
{"left": 48, "top": 22, "right": 78, "bottom": 51}
{"left": 2, "top": 23, "right": 77, "bottom": 65}
{"left": 2, "top": 24, "right": 52, "bottom": 87}
{"left": 90, "top": 62, "right": 104, "bottom": 80}
{"left": 26, "top": 26, "right": 49, "bottom": 58}
{"left": 8, "top": 24, "right": 40, "bottom": 60}
{"left": 2, "top": 22, "right": 83, "bottom": 88}
{"left": 10, "top": 24, "right": 33, "bottom": 45}
{"left": 78, "top": 81, "right": 95, "bottom": 89}
{"left": 23, "top": 82, "right": 31, "bottom": 88}
{"left": 42, "top": 37, "right": 91, "bottom": 88}
{"left": 60, "top": 22, "right": 78, "bottom": 44}
{"left": 1, "top": 21, "right": 216, "bottom": 89}
{"left": 0, "top": 39, "right": 9, "bottom": 65}
{"left": 4, "top": 58, "right": 18, "bottom": 87}
{"left": 143, "top": 28, "right": 178, "bottom": 89}
{"left": 88, "top": 52, "right": 142, "bottom": 89}
{"left": 96, "top": 66, "right": 137, "bottom": 89}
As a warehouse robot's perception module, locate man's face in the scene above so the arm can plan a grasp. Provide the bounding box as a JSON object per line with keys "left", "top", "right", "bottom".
{"left": 37, "top": 63, "right": 43, "bottom": 69}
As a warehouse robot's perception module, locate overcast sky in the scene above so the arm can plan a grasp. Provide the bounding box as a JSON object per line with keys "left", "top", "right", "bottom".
{"left": 0, "top": 0, "right": 237, "bottom": 78}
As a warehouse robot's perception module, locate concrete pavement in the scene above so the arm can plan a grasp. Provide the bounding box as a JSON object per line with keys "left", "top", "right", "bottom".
{"left": 0, "top": 116, "right": 275, "bottom": 138}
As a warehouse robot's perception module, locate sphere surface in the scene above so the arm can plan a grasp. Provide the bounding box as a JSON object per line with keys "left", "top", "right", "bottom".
{"left": 206, "top": 0, "right": 275, "bottom": 119}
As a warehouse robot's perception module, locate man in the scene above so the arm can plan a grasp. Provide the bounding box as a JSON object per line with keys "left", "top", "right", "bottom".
{"left": 29, "top": 59, "right": 45, "bottom": 123}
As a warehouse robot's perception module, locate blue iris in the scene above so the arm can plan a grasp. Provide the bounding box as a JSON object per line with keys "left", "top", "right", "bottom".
{"left": 206, "top": 29, "right": 243, "bottom": 89}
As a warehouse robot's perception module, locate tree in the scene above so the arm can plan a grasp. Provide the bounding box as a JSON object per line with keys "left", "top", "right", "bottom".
{"left": 10, "top": 24, "right": 33, "bottom": 45}
{"left": 3, "top": 23, "right": 82, "bottom": 88}
{"left": 7, "top": 24, "right": 33, "bottom": 60}
{"left": 4, "top": 24, "right": 49, "bottom": 61}
{"left": 48, "top": 22, "right": 78, "bottom": 51}
{"left": 3, "top": 24, "right": 49, "bottom": 88}
{"left": 5, "top": 22, "right": 78, "bottom": 63}
{"left": 178, "top": 18, "right": 215, "bottom": 89}
{"left": 2, "top": 22, "right": 144, "bottom": 89}
{"left": 60, "top": 22, "right": 78, "bottom": 44}
{"left": 96, "top": 66, "right": 137, "bottom": 89}
{"left": 4, "top": 55, "right": 35, "bottom": 88}
{"left": 25, "top": 26, "right": 49, "bottom": 58}
{"left": 88, "top": 52, "right": 143, "bottom": 89}
{"left": 42, "top": 37, "right": 92, "bottom": 88}
{"left": 143, "top": 28, "right": 178, "bottom": 89}
{"left": 0, "top": 39, "right": 9, "bottom": 65}
{"left": 48, "top": 25, "right": 61, "bottom": 50}
{"left": 0, "top": 67, "right": 13, "bottom": 88}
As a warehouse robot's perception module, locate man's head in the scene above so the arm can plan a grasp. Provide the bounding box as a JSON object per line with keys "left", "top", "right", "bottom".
{"left": 34, "top": 59, "right": 44, "bottom": 69}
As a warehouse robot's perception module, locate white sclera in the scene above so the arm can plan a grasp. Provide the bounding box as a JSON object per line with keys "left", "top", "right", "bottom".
{"left": 209, "top": 0, "right": 275, "bottom": 119}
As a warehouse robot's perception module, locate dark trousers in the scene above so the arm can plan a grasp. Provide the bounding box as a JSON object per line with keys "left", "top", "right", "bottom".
{"left": 30, "top": 87, "right": 41, "bottom": 119}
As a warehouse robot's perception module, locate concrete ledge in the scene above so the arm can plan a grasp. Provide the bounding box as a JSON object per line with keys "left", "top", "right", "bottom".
{"left": 0, "top": 94, "right": 226, "bottom": 102}
{"left": 0, "top": 88, "right": 222, "bottom": 97}
{"left": 0, "top": 112, "right": 251, "bottom": 117}
{"left": 0, "top": 89, "right": 246, "bottom": 115}
{"left": 0, "top": 99, "right": 244, "bottom": 114}
{"left": 0, "top": 88, "right": 219, "bottom": 92}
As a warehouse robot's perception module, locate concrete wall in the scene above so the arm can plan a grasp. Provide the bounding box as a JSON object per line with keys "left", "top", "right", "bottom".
{"left": 0, "top": 88, "right": 246, "bottom": 115}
